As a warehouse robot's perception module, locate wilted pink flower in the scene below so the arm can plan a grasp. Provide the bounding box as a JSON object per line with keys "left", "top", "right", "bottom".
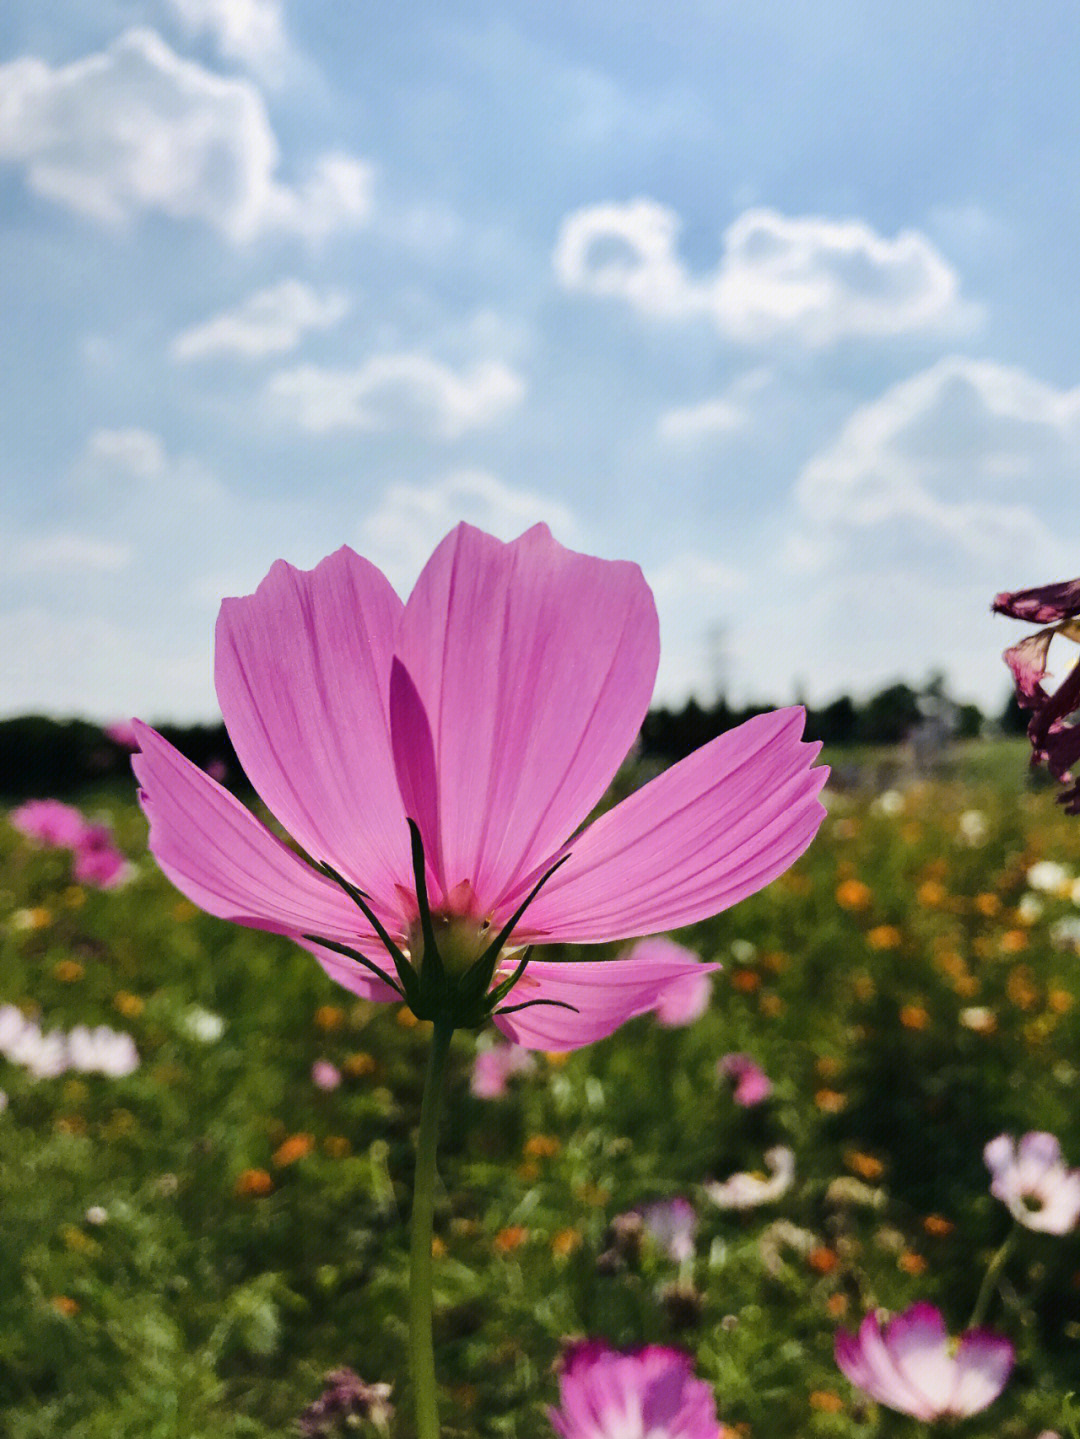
{"left": 470, "top": 1042, "right": 535, "bottom": 1098}
{"left": 994, "top": 577, "right": 1080, "bottom": 812}
{"left": 9, "top": 799, "right": 87, "bottom": 849}
{"left": 72, "top": 823, "right": 128, "bottom": 888}
{"left": 133, "top": 525, "right": 826, "bottom": 1049}
{"left": 640, "top": 1197, "right": 698, "bottom": 1263}
{"left": 106, "top": 720, "right": 140, "bottom": 750}
{"left": 311, "top": 1059, "right": 342, "bottom": 1091}
{"left": 706, "top": 1146, "right": 794, "bottom": 1210}
{"left": 623, "top": 938, "right": 714, "bottom": 1026}
{"left": 298, "top": 1367, "right": 393, "bottom": 1435}
{"left": 549, "top": 1341, "right": 724, "bottom": 1439}
{"left": 717, "top": 1053, "right": 772, "bottom": 1106}
{"left": 835, "top": 1303, "right": 1013, "bottom": 1420}
{"left": 984, "top": 1132, "right": 1080, "bottom": 1233}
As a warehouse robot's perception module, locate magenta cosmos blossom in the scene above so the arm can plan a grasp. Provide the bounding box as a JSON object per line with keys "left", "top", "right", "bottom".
{"left": 549, "top": 1341, "right": 724, "bottom": 1439}
{"left": 132, "top": 524, "right": 826, "bottom": 1049}
{"left": 835, "top": 1304, "right": 1014, "bottom": 1421}
{"left": 622, "top": 937, "right": 713, "bottom": 1026}
{"left": 9, "top": 798, "right": 88, "bottom": 849}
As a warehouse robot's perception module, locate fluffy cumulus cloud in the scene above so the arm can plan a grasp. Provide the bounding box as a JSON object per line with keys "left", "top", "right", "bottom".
{"left": 554, "top": 199, "right": 971, "bottom": 346}
{"left": 658, "top": 368, "right": 770, "bottom": 444}
{"left": 267, "top": 353, "right": 525, "bottom": 437}
{"left": 171, "top": 280, "right": 350, "bottom": 361}
{"left": 9, "top": 534, "right": 131, "bottom": 575}
{"left": 163, "top": 0, "right": 288, "bottom": 73}
{"left": 358, "top": 471, "right": 579, "bottom": 592}
{"left": 0, "top": 29, "right": 373, "bottom": 243}
{"left": 770, "top": 357, "right": 1080, "bottom": 702}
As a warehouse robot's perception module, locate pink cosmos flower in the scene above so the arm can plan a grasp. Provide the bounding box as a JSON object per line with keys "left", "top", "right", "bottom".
{"left": 640, "top": 1197, "right": 698, "bottom": 1263}
{"left": 312, "top": 1059, "right": 342, "bottom": 1091}
{"left": 717, "top": 1053, "right": 772, "bottom": 1107}
{"left": 623, "top": 938, "right": 713, "bottom": 1026}
{"left": 994, "top": 577, "right": 1080, "bottom": 812}
{"left": 984, "top": 1132, "right": 1080, "bottom": 1234}
{"left": 470, "top": 1042, "right": 536, "bottom": 1098}
{"left": 9, "top": 798, "right": 87, "bottom": 849}
{"left": 72, "top": 823, "right": 128, "bottom": 888}
{"left": 835, "top": 1303, "right": 1014, "bottom": 1421}
{"left": 132, "top": 524, "right": 826, "bottom": 1049}
{"left": 549, "top": 1341, "right": 724, "bottom": 1439}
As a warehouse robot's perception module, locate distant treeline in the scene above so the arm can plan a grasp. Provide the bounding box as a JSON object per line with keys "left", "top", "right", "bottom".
{"left": 0, "top": 683, "right": 1026, "bottom": 801}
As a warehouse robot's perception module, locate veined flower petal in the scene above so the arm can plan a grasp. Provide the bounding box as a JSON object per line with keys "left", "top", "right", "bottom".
{"left": 511, "top": 708, "right": 826, "bottom": 944}
{"left": 215, "top": 547, "right": 410, "bottom": 914}
{"left": 393, "top": 522, "right": 659, "bottom": 912}
{"left": 132, "top": 721, "right": 379, "bottom": 944}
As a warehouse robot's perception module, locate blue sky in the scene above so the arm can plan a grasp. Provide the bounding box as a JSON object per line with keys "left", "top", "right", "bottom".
{"left": 3, "top": 1, "right": 1079, "bottom": 722}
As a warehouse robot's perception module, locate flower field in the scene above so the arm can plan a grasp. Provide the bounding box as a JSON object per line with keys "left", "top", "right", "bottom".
{"left": 2, "top": 740, "right": 1080, "bottom": 1437}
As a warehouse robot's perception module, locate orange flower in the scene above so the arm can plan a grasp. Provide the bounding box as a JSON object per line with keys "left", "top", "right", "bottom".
{"left": 113, "top": 990, "right": 144, "bottom": 1017}
{"left": 314, "top": 1004, "right": 345, "bottom": 1031}
{"left": 1000, "top": 929, "right": 1028, "bottom": 954}
{"left": 836, "top": 878, "right": 872, "bottom": 911}
{"left": 923, "top": 1214, "right": 954, "bottom": 1237}
{"left": 1049, "top": 988, "right": 1074, "bottom": 1014}
{"left": 273, "top": 1132, "right": 315, "bottom": 1167}
{"left": 917, "top": 880, "right": 947, "bottom": 907}
{"left": 545, "top": 1051, "right": 570, "bottom": 1067}
{"left": 974, "top": 892, "right": 1001, "bottom": 917}
{"left": 867, "top": 925, "right": 902, "bottom": 950}
{"left": 50, "top": 1295, "right": 79, "bottom": 1317}
{"left": 759, "top": 993, "right": 785, "bottom": 1018}
{"left": 493, "top": 1226, "right": 529, "bottom": 1252}
{"left": 343, "top": 1051, "right": 377, "bottom": 1077}
{"left": 815, "top": 1056, "right": 842, "bottom": 1079}
{"left": 431, "top": 1236, "right": 447, "bottom": 1258}
{"left": 234, "top": 1168, "right": 273, "bottom": 1197}
{"left": 815, "top": 1088, "right": 847, "bottom": 1113}
{"left": 825, "top": 1292, "right": 849, "bottom": 1317}
{"left": 899, "top": 1004, "right": 930, "bottom": 1031}
{"left": 761, "top": 950, "right": 789, "bottom": 973}
{"left": 53, "top": 959, "right": 84, "bottom": 983}
{"left": 551, "top": 1228, "right": 582, "bottom": 1257}
{"left": 807, "top": 1247, "right": 838, "bottom": 1274}
{"left": 898, "top": 1251, "right": 928, "bottom": 1275}
{"left": 846, "top": 1151, "right": 884, "bottom": 1180}
{"left": 524, "top": 1134, "right": 561, "bottom": 1158}
{"left": 1007, "top": 966, "right": 1039, "bottom": 1010}
{"left": 809, "top": 1391, "right": 844, "bottom": 1413}
{"left": 731, "top": 969, "right": 760, "bottom": 993}
{"left": 396, "top": 1007, "right": 420, "bottom": 1028}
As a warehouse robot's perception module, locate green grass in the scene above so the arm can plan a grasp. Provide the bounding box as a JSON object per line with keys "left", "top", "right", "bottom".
{"left": 2, "top": 742, "right": 1080, "bottom": 1436}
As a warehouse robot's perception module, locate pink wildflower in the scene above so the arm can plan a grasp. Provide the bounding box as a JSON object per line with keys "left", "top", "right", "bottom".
{"left": 984, "top": 1132, "right": 1080, "bottom": 1234}
{"left": 549, "top": 1341, "right": 724, "bottom": 1439}
{"left": 640, "top": 1197, "right": 697, "bottom": 1263}
{"left": 72, "top": 823, "right": 128, "bottom": 888}
{"left": 470, "top": 1042, "right": 535, "bottom": 1098}
{"left": 717, "top": 1053, "right": 772, "bottom": 1107}
{"left": 994, "top": 577, "right": 1080, "bottom": 812}
{"left": 623, "top": 938, "right": 713, "bottom": 1026}
{"left": 132, "top": 524, "right": 826, "bottom": 1049}
{"left": 312, "top": 1060, "right": 342, "bottom": 1091}
{"left": 9, "top": 799, "right": 87, "bottom": 848}
{"left": 835, "top": 1303, "right": 1013, "bottom": 1421}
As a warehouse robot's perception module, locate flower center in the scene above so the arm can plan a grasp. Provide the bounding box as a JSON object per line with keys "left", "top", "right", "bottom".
{"left": 409, "top": 914, "right": 492, "bottom": 977}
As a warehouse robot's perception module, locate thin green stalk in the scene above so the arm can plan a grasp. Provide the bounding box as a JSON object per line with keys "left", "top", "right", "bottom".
{"left": 409, "top": 1019, "right": 454, "bottom": 1439}
{"left": 968, "top": 1223, "right": 1020, "bottom": 1330}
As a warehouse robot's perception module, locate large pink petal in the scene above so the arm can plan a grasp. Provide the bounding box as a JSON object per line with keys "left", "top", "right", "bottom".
{"left": 491, "top": 952, "right": 721, "bottom": 1051}
{"left": 883, "top": 1303, "right": 955, "bottom": 1417}
{"left": 950, "top": 1332, "right": 1014, "bottom": 1416}
{"left": 511, "top": 708, "right": 826, "bottom": 944}
{"left": 393, "top": 522, "right": 659, "bottom": 912}
{"left": 852, "top": 1311, "right": 940, "bottom": 1420}
{"left": 215, "top": 547, "right": 410, "bottom": 914}
{"left": 132, "top": 721, "right": 381, "bottom": 945}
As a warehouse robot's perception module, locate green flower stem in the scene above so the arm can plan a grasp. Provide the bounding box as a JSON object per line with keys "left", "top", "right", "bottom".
{"left": 968, "top": 1223, "right": 1020, "bottom": 1330}
{"left": 409, "top": 1019, "right": 454, "bottom": 1439}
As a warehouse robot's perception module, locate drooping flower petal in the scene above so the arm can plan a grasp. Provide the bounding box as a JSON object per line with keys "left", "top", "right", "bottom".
{"left": 132, "top": 720, "right": 380, "bottom": 944}
{"left": 621, "top": 937, "right": 713, "bottom": 1026}
{"left": 393, "top": 522, "right": 660, "bottom": 912}
{"left": 215, "top": 547, "right": 410, "bottom": 912}
{"left": 513, "top": 708, "right": 825, "bottom": 944}
{"left": 492, "top": 952, "right": 720, "bottom": 1052}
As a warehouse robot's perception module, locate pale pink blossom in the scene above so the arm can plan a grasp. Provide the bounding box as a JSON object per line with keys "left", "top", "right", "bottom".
{"left": 717, "top": 1053, "right": 772, "bottom": 1106}
{"left": 706, "top": 1146, "right": 794, "bottom": 1210}
{"left": 133, "top": 525, "right": 826, "bottom": 1049}
{"left": 67, "top": 1024, "right": 140, "bottom": 1077}
{"left": 470, "top": 1042, "right": 535, "bottom": 1098}
{"left": 984, "top": 1132, "right": 1080, "bottom": 1233}
{"left": 640, "top": 1197, "right": 698, "bottom": 1263}
{"left": 312, "top": 1059, "right": 342, "bottom": 1090}
{"left": 622, "top": 938, "right": 713, "bottom": 1026}
{"left": 835, "top": 1303, "right": 1013, "bottom": 1420}
{"left": 549, "top": 1341, "right": 724, "bottom": 1439}
{"left": 72, "top": 823, "right": 128, "bottom": 888}
{"left": 9, "top": 799, "right": 87, "bottom": 848}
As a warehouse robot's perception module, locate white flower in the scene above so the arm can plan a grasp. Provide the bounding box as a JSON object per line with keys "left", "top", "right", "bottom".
{"left": 1050, "top": 916, "right": 1080, "bottom": 952}
{"left": 984, "top": 1132, "right": 1080, "bottom": 1234}
{"left": 705, "top": 1146, "right": 795, "bottom": 1210}
{"left": 871, "top": 789, "right": 904, "bottom": 817}
{"left": 1017, "top": 892, "right": 1044, "bottom": 925}
{"left": 957, "top": 809, "right": 988, "bottom": 846}
{"left": 1027, "top": 860, "right": 1072, "bottom": 894}
{"left": 959, "top": 1006, "right": 995, "bottom": 1033}
{"left": 68, "top": 1025, "right": 139, "bottom": 1077}
{"left": 85, "top": 1206, "right": 108, "bottom": 1226}
{"left": 182, "top": 1006, "right": 226, "bottom": 1043}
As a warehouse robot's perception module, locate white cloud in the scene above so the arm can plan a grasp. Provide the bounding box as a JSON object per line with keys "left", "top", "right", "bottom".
{"left": 171, "top": 279, "right": 350, "bottom": 361}
{"left": 555, "top": 199, "right": 972, "bottom": 346}
{"left": 658, "top": 369, "right": 770, "bottom": 444}
{"left": 82, "top": 428, "right": 168, "bottom": 481}
{"left": 267, "top": 353, "right": 525, "bottom": 437}
{"left": 163, "top": 0, "right": 288, "bottom": 74}
{"left": 359, "top": 471, "right": 579, "bottom": 592}
{"left": 0, "top": 29, "right": 373, "bottom": 243}
{"left": 9, "top": 534, "right": 131, "bottom": 575}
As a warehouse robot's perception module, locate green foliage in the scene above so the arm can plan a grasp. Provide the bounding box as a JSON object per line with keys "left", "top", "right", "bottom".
{"left": 1, "top": 748, "right": 1080, "bottom": 1435}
